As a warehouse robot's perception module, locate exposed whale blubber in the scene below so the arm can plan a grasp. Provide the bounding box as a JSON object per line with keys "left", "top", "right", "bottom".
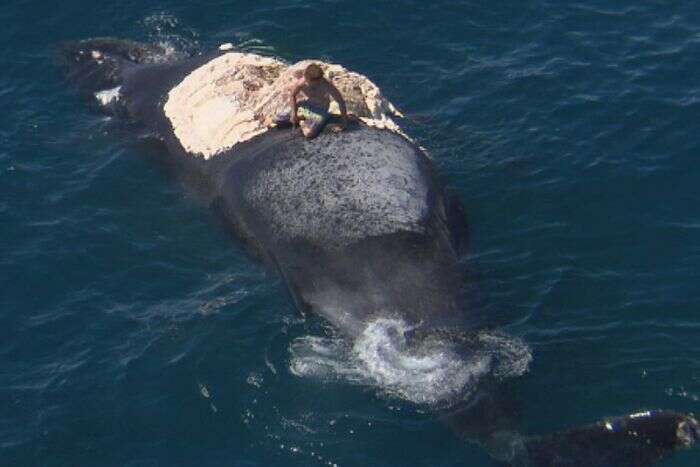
{"left": 56, "top": 37, "right": 698, "bottom": 466}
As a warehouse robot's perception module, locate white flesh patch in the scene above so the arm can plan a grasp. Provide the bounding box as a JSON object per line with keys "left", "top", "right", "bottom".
{"left": 163, "top": 52, "right": 405, "bottom": 159}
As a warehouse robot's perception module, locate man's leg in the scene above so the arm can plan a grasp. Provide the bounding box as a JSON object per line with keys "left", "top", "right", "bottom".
{"left": 300, "top": 121, "right": 312, "bottom": 137}
{"left": 300, "top": 111, "right": 329, "bottom": 139}
{"left": 271, "top": 110, "right": 292, "bottom": 128}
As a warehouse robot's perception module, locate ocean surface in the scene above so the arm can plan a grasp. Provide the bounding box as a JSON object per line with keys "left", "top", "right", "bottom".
{"left": 2, "top": 1, "right": 700, "bottom": 466}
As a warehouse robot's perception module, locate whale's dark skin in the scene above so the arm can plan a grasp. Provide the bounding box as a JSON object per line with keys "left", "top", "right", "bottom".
{"left": 57, "top": 38, "right": 698, "bottom": 466}
{"left": 61, "top": 40, "right": 474, "bottom": 338}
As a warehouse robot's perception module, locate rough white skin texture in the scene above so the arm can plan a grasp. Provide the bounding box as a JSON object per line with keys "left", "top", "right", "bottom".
{"left": 163, "top": 52, "right": 404, "bottom": 159}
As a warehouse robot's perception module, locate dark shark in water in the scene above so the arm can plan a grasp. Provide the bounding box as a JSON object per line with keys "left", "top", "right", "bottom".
{"left": 56, "top": 38, "right": 698, "bottom": 466}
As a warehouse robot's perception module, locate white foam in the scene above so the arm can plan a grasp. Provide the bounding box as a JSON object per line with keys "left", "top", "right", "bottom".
{"left": 94, "top": 86, "right": 121, "bottom": 107}
{"left": 141, "top": 13, "right": 200, "bottom": 63}
{"left": 289, "top": 318, "right": 532, "bottom": 407}
{"left": 355, "top": 319, "right": 491, "bottom": 405}
{"left": 475, "top": 330, "right": 533, "bottom": 379}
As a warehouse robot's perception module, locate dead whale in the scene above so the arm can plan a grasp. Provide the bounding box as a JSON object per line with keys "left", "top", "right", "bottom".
{"left": 56, "top": 37, "right": 698, "bottom": 466}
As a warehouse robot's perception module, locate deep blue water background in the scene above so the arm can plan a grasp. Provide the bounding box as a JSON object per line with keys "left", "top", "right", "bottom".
{"left": 2, "top": 1, "right": 700, "bottom": 466}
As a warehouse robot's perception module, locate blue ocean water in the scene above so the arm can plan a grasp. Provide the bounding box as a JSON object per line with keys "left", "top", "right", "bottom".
{"left": 1, "top": 1, "right": 699, "bottom": 466}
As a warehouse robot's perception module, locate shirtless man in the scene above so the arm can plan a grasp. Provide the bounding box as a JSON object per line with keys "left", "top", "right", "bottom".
{"left": 289, "top": 63, "right": 348, "bottom": 139}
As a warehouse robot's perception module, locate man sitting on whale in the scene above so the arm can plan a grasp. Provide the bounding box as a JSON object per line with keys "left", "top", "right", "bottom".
{"left": 278, "top": 63, "right": 349, "bottom": 139}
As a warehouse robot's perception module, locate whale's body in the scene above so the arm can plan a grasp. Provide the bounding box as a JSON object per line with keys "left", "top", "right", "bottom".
{"left": 57, "top": 38, "right": 698, "bottom": 466}
{"left": 74, "top": 43, "right": 472, "bottom": 341}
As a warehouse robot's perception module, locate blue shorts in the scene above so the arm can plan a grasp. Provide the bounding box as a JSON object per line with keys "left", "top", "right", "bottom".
{"left": 275, "top": 102, "right": 330, "bottom": 138}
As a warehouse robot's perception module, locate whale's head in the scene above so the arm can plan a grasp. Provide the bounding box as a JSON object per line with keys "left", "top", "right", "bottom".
{"left": 676, "top": 413, "right": 700, "bottom": 448}
{"left": 523, "top": 410, "right": 698, "bottom": 466}
{"left": 608, "top": 410, "right": 700, "bottom": 453}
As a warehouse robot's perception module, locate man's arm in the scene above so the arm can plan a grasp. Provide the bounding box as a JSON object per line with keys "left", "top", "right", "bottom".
{"left": 326, "top": 81, "right": 348, "bottom": 128}
{"left": 290, "top": 83, "right": 303, "bottom": 126}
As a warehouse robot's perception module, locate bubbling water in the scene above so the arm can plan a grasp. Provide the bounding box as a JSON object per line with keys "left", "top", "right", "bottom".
{"left": 140, "top": 13, "right": 201, "bottom": 63}
{"left": 290, "top": 318, "right": 532, "bottom": 407}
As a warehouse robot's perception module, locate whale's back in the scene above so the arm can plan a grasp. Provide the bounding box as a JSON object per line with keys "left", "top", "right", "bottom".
{"left": 241, "top": 129, "right": 432, "bottom": 249}
{"left": 210, "top": 126, "right": 467, "bottom": 336}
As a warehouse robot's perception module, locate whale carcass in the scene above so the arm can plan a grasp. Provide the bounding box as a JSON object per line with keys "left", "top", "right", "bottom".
{"left": 57, "top": 38, "right": 699, "bottom": 466}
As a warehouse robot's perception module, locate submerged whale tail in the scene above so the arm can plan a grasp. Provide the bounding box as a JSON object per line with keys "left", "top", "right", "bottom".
{"left": 54, "top": 38, "right": 165, "bottom": 95}
{"left": 394, "top": 328, "right": 697, "bottom": 465}
{"left": 490, "top": 410, "right": 699, "bottom": 466}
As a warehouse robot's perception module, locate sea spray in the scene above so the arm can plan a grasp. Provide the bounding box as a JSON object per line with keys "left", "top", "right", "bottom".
{"left": 290, "top": 318, "right": 532, "bottom": 407}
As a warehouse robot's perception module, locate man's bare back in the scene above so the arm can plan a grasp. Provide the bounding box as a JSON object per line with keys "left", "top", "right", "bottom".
{"left": 290, "top": 64, "right": 348, "bottom": 138}
{"left": 296, "top": 79, "right": 333, "bottom": 110}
